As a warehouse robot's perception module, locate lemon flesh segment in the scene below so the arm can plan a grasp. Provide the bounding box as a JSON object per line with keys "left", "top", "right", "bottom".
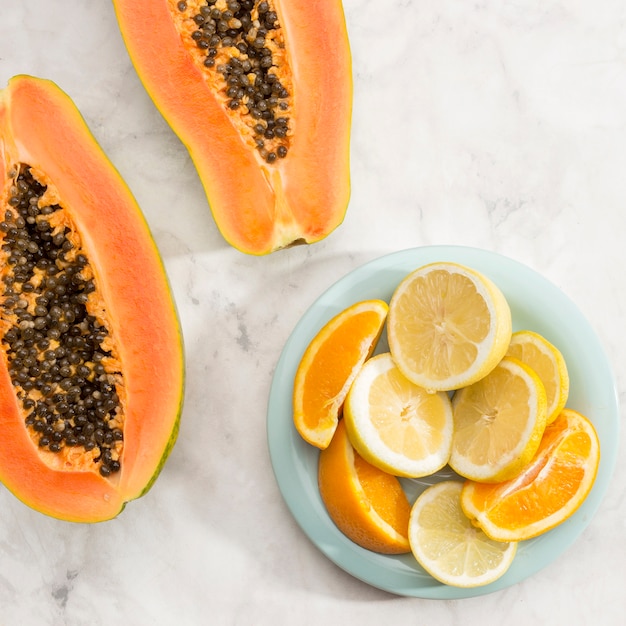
{"left": 344, "top": 353, "right": 453, "bottom": 478}
{"left": 408, "top": 481, "right": 517, "bottom": 588}
{"left": 450, "top": 356, "right": 548, "bottom": 483}
{"left": 388, "top": 262, "right": 512, "bottom": 393}
{"left": 506, "top": 330, "right": 569, "bottom": 425}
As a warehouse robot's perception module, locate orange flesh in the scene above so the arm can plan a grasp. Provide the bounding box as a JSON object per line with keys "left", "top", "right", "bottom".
{"left": 300, "top": 313, "right": 385, "bottom": 431}
{"left": 293, "top": 300, "right": 388, "bottom": 448}
{"left": 354, "top": 453, "right": 411, "bottom": 536}
{"left": 0, "top": 75, "right": 184, "bottom": 521}
{"left": 471, "top": 427, "right": 591, "bottom": 528}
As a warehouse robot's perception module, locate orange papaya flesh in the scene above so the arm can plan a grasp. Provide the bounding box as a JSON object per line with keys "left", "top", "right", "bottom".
{"left": 112, "top": 0, "right": 352, "bottom": 255}
{"left": 0, "top": 75, "right": 184, "bottom": 522}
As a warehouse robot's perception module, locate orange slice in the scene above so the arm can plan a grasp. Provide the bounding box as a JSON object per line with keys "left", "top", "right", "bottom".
{"left": 461, "top": 408, "right": 600, "bottom": 542}
{"left": 293, "top": 299, "right": 388, "bottom": 449}
{"left": 318, "top": 420, "right": 411, "bottom": 554}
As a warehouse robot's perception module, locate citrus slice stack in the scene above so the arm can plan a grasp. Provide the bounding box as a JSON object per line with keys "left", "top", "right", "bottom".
{"left": 449, "top": 356, "right": 548, "bottom": 482}
{"left": 318, "top": 420, "right": 411, "bottom": 554}
{"left": 506, "top": 330, "right": 569, "bottom": 424}
{"left": 387, "top": 262, "right": 512, "bottom": 393}
{"left": 344, "top": 353, "right": 453, "bottom": 478}
{"left": 408, "top": 481, "right": 517, "bottom": 588}
{"left": 461, "top": 408, "right": 600, "bottom": 541}
{"left": 293, "top": 300, "right": 388, "bottom": 449}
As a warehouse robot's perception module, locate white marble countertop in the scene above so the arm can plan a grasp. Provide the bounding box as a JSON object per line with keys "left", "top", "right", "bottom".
{"left": 1, "top": 1, "right": 625, "bottom": 624}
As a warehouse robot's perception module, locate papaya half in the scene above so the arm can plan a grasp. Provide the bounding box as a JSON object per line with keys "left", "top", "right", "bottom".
{"left": 112, "top": 0, "right": 352, "bottom": 255}
{"left": 0, "top": 75, "right": 184, "bottom": 522}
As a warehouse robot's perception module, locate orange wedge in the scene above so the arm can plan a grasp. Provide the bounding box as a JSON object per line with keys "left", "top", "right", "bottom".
{"left": 318, "top": 420, "right": 411, "bottom": 554}
{"left": 461, "top": 408, "right": 600, "bottom": 542}
{"left": 293, "top": 299, "right": 388, "bottom": 449}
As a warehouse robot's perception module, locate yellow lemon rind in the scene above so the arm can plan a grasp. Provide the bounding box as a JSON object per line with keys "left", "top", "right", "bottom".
{"left": 506, "top": 329, "right": 569, "bottom": 425}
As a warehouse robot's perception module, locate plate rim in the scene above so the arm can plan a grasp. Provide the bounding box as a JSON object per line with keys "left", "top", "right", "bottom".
{"left": 267, "top": 245, "right": 620, "bottom": 599}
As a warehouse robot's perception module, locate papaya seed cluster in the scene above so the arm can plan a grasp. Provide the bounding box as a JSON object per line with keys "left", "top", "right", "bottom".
{"left": 176, "top": 0, "right": 291, "bottom": 163}
{"left": 0, "top": 165, "right": 123, "bottom": 478}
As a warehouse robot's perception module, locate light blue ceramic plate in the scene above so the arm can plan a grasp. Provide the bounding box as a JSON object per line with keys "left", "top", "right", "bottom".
{"left": 267, "top": 246, "right": 619, "bottom": 599}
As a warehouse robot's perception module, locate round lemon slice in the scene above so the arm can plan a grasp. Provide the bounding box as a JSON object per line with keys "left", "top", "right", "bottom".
{"left": 506, "top": 330, "right": 569, "bottom": 425}
{"left": 408, "top": 481, "right": 518, "bottom": 588}
{"left": 387, "top": 262, "right": 512, "bottom": 392}
{"left": 449, "top": 356, "right": 548, "bottom": 482}
{"left": 344, "top": 353, "right": 453, "bottom": 478}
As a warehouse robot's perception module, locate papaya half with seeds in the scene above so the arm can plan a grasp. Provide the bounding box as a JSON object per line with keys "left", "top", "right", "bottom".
{"left": 0, "top": 75, "right": 184, "bottom": 522}
{"left": 112, "top": 0, "right": 352, "bottom": 255}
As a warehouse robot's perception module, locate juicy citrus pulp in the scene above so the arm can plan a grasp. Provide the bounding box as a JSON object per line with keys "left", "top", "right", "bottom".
{"left": 461, "top": 408, "right": 600, "bottom": 542}
{"left": 344, "top": 353, "right": 453, "bottom": 478}
{"left": 387, "top": 262, "right": 512, "bottom": 392}
{"left": 506, "top": 330, "right": 569, "bottom": 425}
{"left": 450, "top": 356, "right": 548, "bottom": 482}
{"left": 408, "top": 481, "right": 517, "bottom": 588}
{"left": 318, "top": 420, "right": 411, "bottom": 554}
{"left": 293, "top": 300, "right": 388, "bottom": 449}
